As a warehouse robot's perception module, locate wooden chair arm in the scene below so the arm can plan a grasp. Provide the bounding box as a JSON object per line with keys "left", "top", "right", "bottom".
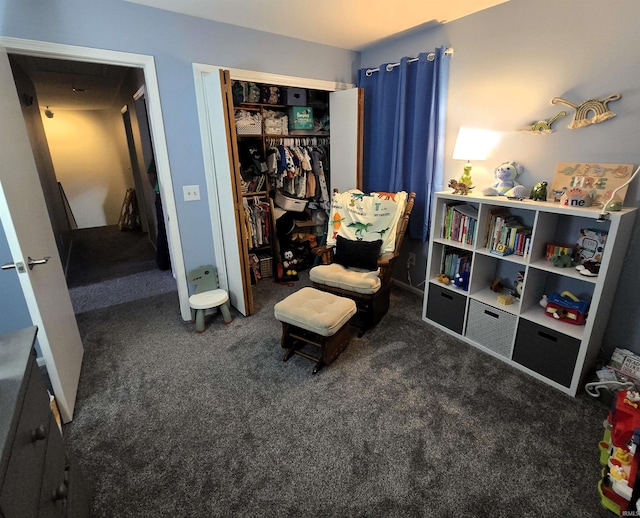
{"left": 312, "top": 245, "right": 335, "bottom": 265}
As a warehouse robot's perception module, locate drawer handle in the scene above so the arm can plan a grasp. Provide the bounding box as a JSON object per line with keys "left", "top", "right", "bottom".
{"left": 484, "top": 310, "right": 499, "bottom": 319}
{"left": 52, "top": 483, "right": 68, "bottom": 502}
{"left": 440, "top": 292, "right": 453, "bottom": 301}
{"left": 538, "top": 331, "right": 558, "bottom": 342}
{"left": 31, "top": 424, "right": 47, "bottom": 442}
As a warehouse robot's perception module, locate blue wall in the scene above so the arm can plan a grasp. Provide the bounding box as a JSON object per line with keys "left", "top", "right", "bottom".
{"left": 0, "top": 0, "right": 359, "bottom": 276}
{"left": 361, "top": 0, "right": 640, "bottom": 355}
{"left": 0, "top": 223, "right": 32, "bottom": 336}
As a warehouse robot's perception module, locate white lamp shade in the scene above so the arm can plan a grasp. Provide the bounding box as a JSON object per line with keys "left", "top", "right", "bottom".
{"left": 452, "top": 127, "right": 501, "bottom": 161}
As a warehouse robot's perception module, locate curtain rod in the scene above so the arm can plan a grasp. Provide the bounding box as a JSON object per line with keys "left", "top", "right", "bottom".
{"left": 364, "top": 47, "right": 454, "bottom": 77}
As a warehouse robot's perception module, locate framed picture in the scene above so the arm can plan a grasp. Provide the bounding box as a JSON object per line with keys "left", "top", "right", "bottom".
{"left": 549, "top": 162, "right": 635, "bottom": 206}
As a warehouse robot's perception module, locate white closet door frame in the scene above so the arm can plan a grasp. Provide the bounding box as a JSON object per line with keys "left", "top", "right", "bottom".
{"left": 193, "top": 64, "right": 357, "bottom": 315}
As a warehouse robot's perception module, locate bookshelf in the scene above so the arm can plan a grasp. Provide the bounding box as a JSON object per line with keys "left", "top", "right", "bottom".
{"left": 423, "top": 191, "right": 637, "bottom": 396}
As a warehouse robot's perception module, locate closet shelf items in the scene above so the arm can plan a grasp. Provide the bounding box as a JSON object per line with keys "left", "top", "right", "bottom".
{"left": 235, "top": 109, "right": 262, "bottom": 135}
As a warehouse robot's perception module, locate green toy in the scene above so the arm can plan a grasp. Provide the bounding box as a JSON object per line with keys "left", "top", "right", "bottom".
{"left": 530, "top": 181, "right": 548, "bottom": 201}
{"left": 551, "top": 251, "right": 572, "bottom": 268}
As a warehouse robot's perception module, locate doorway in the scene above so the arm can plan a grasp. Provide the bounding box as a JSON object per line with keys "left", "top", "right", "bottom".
{"left": 1, "top": 36, "right": 191, "bottom": 321}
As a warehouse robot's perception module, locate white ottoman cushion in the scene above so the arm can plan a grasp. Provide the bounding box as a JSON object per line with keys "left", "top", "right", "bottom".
{"left": 189, "top": 289, "right": 229, "bottom": 310}
{"left": 274, "top": 287, "right": 357, "bottom": 336}
{"left": 309, "top": 263, "right": 381, "bottom": 295}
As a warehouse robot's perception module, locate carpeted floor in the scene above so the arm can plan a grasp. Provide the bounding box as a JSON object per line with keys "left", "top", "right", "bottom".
{"left": 65, "top": 225, "right": 176, "bottom": 314}
{"left": 65, "top": 225, "right": 157, "bottom": 289}
{"left": 62, "top": 271, "right": 613, "bottom": 518}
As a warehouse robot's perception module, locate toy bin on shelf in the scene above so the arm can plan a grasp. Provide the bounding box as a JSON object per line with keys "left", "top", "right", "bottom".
{"left": 465, "top": 300, "right": 517, "bottom": 358}
{"left": 425, "top": 283, "right": 466, "bottom": 334}
{"left": 512, "top": 319, "right": 580, "bottom": 387}
{"left": 275, "top": 190, "right": 308, "bottom": 212}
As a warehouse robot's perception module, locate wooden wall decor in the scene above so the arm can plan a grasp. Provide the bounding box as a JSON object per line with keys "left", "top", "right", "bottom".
{"left": 549, "top": 162, "right": 635, "bottom": 206}
{"left": 551, "top": 94, "right": 621, "bottom": 129}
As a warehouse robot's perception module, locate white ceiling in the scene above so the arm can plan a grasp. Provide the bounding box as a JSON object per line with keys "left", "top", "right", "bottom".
{"left": 124, "top": 0, "right": 510, "bottom": 51}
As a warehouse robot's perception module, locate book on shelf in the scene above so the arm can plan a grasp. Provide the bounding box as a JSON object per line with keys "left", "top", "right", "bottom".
{"left": 574, "top": 228, "right": 608, "bottom": 264}
{"left": 485, "top": 209, "right": 531, "bottom": 256}
{"left": 440, "top": 246, "right": 472, "bottom": 279}
{"left": 441, "top": 202, "right": 477, "bottom": 246}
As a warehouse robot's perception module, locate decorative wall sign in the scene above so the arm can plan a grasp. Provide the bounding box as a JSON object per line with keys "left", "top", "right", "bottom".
{"left": 551, "top": 94, "right": 621, "bottom": 129}
{"left": 528, "top": 111, "right": 567, "bottom": 133}
{"left": 550, "top": 162, "right": 635, "bottom": 206}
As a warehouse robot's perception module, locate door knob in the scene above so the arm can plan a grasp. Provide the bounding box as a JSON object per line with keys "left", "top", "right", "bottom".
{"left": 27, "top": 256, "right": 51, "bottom": 270}
{"left": 1, "top": 256, "right": 49, "bottom": 272}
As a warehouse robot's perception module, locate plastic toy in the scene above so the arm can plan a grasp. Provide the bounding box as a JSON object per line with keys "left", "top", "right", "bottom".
{"left": 497, "top": 294, "right": 513, "bottom": 305}
{"left": 482, "top": 161, "right": 529, "bottom": 198}
{"left": 530, "top": 181, "right": 548, "bottom": 201}
{"left": 448, "top": 178, "right": 472, "bottom": 195}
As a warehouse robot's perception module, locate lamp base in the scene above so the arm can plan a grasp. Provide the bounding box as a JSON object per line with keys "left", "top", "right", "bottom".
{"left": 459, "top": 164, "right": 473, "bottom": 187}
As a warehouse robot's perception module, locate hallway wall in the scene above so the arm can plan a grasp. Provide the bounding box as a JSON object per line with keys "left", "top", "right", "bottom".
{"left": 42, "top": 108, "right": 133, "bottom": 228}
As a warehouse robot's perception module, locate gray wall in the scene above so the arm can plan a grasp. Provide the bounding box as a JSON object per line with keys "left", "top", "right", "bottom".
{"left": 362, "top": 0, "right": 640, "bottom": 356}
{"left": 0, "top": 0, "right": 358, "bottom": 277}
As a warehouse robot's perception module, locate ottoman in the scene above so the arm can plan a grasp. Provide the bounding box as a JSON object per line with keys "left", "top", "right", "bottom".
{"left": 274, "top": 287, "right": 357, "bottom": 373}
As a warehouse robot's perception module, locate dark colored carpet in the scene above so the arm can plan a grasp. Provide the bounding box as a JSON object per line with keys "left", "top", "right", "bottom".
{"left": 66, "top": 225, "right": 157, "bottom": 288}
{"left": 62, "top": 273, "right": 612, "bottom": 518}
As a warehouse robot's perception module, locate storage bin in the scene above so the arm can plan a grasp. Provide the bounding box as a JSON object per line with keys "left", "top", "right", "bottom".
{"left": 425, "top": 283, "right": 467, "bottom": 334}
{"left": 257, "top": 253, "right": 273, "bottom": 278}
{"left": 512, "top": 319, "right": 580, "bottom": 387}
{"left": 465, "top": 300, "right": 517, "bottom": 358}
{"left": 275, "top": 190, "right": 308, "bottom": 212}
{"left": 288, "top": 107, "right": 314, "bottom": 130}
{"left": 283, "top": 87, "right": 307, "bottom": 106}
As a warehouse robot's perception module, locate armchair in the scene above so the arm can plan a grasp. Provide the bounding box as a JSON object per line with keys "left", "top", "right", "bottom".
{"left": 309, "top": 190, "right": 415, "bottom": 335}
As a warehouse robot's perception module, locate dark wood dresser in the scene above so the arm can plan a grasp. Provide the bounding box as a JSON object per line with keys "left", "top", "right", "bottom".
{"left": 0, "top": 326, "right": 90, "bottom": 517}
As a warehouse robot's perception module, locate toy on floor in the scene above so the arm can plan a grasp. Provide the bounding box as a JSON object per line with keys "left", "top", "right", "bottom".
{"left": 282, "top": 250, "right": 299, "bottom": 281}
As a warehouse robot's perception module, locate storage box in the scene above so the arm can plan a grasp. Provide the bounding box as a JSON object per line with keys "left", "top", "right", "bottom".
{"left": 425, "top": 283, "right": 466, "bottom": 334}
{"left": 288, "top": 107, "right": 313, "bottom": 130}
{"left": 465, "top": 300, "right": 517, "bottom": 358}
{"left": 283, "top": 87, "right": 307, "bottom": 106}
{"left": 275, "top": 190, "right": 308, "bottom": 212}
{"left": 512, "top": 319, "right": 580, "bottom": 387}
{"left": 257, "top": 253, "right": 273, "bottom": 278}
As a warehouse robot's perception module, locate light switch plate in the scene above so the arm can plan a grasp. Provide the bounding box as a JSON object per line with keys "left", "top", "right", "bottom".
{"left": 183, "top": 185, "right": 200, "bottom": 201}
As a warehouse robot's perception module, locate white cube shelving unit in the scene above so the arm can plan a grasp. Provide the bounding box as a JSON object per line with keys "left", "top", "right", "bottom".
{"left": 422, "top": 191, "right": 637, "bottom": 396}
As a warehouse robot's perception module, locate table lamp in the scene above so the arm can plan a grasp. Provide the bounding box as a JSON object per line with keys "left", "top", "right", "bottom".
{"left": 452, "top": 127, "right": 501, "bottom": 187}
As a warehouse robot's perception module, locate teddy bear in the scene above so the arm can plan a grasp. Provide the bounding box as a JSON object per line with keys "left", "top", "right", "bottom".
{"left": 482, "top": 161, "right": 529, "bottom": 198}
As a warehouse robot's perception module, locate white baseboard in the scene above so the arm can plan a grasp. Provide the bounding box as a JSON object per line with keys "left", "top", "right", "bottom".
{"left": 393, "top": 280, "right": 424, "bottom": 297}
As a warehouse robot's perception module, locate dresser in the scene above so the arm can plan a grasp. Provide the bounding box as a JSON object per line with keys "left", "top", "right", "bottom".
{"left": 0, "top": 326, "right": 90, "bottom": 517}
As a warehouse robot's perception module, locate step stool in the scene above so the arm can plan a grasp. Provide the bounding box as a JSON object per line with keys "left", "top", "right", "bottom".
{"left": 274, "top": 287, "right": 357, "bottom": 374}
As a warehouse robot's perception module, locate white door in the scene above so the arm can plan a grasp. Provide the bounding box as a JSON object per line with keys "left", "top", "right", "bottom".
{"left": 0, "top": 47, "right": 83, "bottom": 423}
{"left": 329, "top": 88, "right": 363, "bottom": 191}
{"left": 202, "top": 69, "right": 249, "bottom": 315}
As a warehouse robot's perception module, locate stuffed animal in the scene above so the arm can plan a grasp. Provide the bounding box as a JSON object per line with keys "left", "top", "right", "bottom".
{"left": 282, "top": 250, "right": 299, "bottom": 280}
{"left": 453, "top": 271, "right": 470, "bottom": 291}
{"left": 482, "top": 161, "right": 529, "bottom": 198}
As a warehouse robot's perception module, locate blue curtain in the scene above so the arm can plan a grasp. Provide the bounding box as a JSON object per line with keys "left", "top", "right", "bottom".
{"left": 357, "top": 47, "right": 450, "bottom": 241}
